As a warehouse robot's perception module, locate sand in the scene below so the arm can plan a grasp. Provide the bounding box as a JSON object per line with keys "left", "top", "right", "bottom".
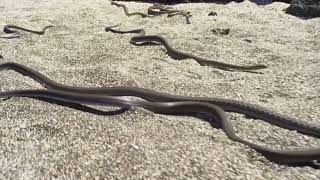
{"left": 0, "top": 0, "right": 319, "bottom": 179}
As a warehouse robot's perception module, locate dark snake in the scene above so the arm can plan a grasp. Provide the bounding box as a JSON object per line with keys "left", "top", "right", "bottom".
{"left": 110, "top": 0, "right": 191, "bottom": 23}
{"left": 0, "top": 25, "right": 54, "bottom": 39}
{"left": 0, "top": 62, "right": 319, "bottom": 167}
{"left": 147, "top": 3, "right": 192, "bottom": 24}
{"left": 110, "top": 0, "right": 158, "bottom": 18}
{"left": 105, "top": 25, "right": 268, "bottom": 73}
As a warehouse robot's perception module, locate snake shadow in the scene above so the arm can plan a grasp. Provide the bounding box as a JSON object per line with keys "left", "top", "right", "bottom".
{"left": 31, "top": 97, "right": 130, "bottom": 116}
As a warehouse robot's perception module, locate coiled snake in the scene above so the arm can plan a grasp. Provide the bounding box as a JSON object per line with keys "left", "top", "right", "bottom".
{"left": 105, "top": 25, "right": 268, "bottom": 73}
{"left": 0, "top": 62, "right": 319, "bottom": 167}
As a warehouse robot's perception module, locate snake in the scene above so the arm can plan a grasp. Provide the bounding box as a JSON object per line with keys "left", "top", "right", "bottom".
{"left": 110, "top": 0, "right": 191, "bottom": 23}
{"left": 147, "top": 3, "right": 192, "bottom": 24}
{"left": 0, "top": 25, "right": 54, "bottom": 39}
{"left": 110, "top": 0, "right": 159, "bottom": 18}
{"left": 105, "top": 25, "right": 268, "bottom": 73}
{"left": 0, "top": 62, "right": 319, "bottom": 167}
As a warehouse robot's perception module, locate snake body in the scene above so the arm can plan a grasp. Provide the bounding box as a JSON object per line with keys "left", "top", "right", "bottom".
{"left": 1, "top": 88, "right": 320, "bottom": 165}
{"left": 110, "top": 0, "right": 191, "bottom": 23}
{"left": 0, "top": 62, "right": 319, "bottom": 166}
{"left": 0, "top": 62, "right": 318, "bottom": 138}
{"left": 105, "top": 26, "right": 268, "bottom": 72}
{"left": 110, "top": 0, "right": 158, "bottom": 18}
{"left": 147, "top": 3, "right": 192, "bottom": 24}
{"left": 0, "top": 25, "right": 54, "bottom": 39}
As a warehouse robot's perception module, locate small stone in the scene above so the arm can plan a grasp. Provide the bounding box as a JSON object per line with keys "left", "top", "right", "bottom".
{"left": 244, "top": 39, "right": 252, "bottom": 43}
{"left": 211, "top": 28, "right": 230, "bottom": 35}
{"left": 208, "top": 11, "right": 218, "bottom": 16}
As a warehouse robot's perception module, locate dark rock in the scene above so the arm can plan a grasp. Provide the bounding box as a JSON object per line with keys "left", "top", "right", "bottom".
{"left": 273, "top": 0, "right": 292, "bottom": 3}
{"left": 251, "top": 0, "right": 272, "bottom": 5}
{"left": 244, "top": 39, "right": 252, "bottom": 43}
{"left": 113, "top": 0, "right": 245, "bottom": 4}
{"left": 167, "top": 0, "right": 245, "bottom": 3}
{"left": 285, "top": 0, "right": 320, "bottom": 18}
{"left": 211, "top": 28, "right": 230, "bottom": 35}
{"left": 208, "top": 11, "right": 218, "bottom": 16}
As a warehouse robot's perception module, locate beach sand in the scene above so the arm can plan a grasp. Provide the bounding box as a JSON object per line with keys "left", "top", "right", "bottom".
{"left": 0, "top": 0, "right": 319, "bottom": 179}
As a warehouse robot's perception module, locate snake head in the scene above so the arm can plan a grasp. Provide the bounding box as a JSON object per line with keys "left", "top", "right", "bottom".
{"left": 105, "top": 24, "right": 120, "bottom": 32}
{"left": 312, "top": 160, "right": 320, "bottom": 169}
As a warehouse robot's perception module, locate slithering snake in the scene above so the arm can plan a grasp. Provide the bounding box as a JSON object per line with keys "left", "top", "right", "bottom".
{"left": 147, "top": 3, "right": 192, "bottom": 24}
{"left": 0, "top": 25, "right": 54, "bottom": 39}
{"left": 110, "top": 0, "right": 158, "bottom": 18}
{"left": 105, "top": 25, "right": 268, "bottom": 72}
{"left": 110, "top": 0, "right": 191, "bottom": 23}
{"left": 0, "top": 62, "right": 319, "bottom": 167}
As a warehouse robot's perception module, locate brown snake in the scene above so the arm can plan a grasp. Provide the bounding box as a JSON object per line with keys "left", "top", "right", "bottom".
{"left": 0, "top": 25, "right": 54, "bottom": 39}
{"left": 105, "top": 25, "right": 268, "bottom": 72}
{"left": 0, "top": 62, "right": 319, "bottom": 167}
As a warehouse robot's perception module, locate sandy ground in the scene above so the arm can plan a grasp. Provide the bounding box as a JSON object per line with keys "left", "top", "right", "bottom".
{"left": 0, "top": 0, "right": 319, "bottom": 179}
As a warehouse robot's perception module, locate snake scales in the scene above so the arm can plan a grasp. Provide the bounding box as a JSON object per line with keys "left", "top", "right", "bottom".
{"left": 105, "top": 25, "right": 268, "bottom": 72}
{"left": 0, "top": 62, "right": 319, "bottom": 167}
{"left": 0, "top": 25, "right": 54, "bottom": 39}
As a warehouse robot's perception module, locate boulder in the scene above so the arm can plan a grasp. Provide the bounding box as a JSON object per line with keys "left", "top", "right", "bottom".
{"left": 286, "top": 0, "right": 320, "bottom": 18}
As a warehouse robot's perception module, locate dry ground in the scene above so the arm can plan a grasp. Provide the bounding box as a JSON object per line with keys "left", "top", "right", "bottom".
{"left": 0, "top": 0, "right": 319, "bottom": 179}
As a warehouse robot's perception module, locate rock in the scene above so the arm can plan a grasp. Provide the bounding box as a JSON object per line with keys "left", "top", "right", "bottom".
{"left": 285, "top": 0, "right": 320, "bottom": 18}
{"left": 273, "top": 0, "right": 292, "bottom": 3}
{"left": 251, "top": 0, "right": 273, "bottom": 5}
{"left": 134, "top": 0, "right": 245, "bottom": 4}
{"left": 211, "top": 28, "right": 230, "bottom": 35}
{"left": 208, "top": 11, "right": 218, "bottom": 16}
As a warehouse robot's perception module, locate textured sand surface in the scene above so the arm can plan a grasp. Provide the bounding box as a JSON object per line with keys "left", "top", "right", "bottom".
{"left": 0, "top": 0, "right": 320, "bottom": 179}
